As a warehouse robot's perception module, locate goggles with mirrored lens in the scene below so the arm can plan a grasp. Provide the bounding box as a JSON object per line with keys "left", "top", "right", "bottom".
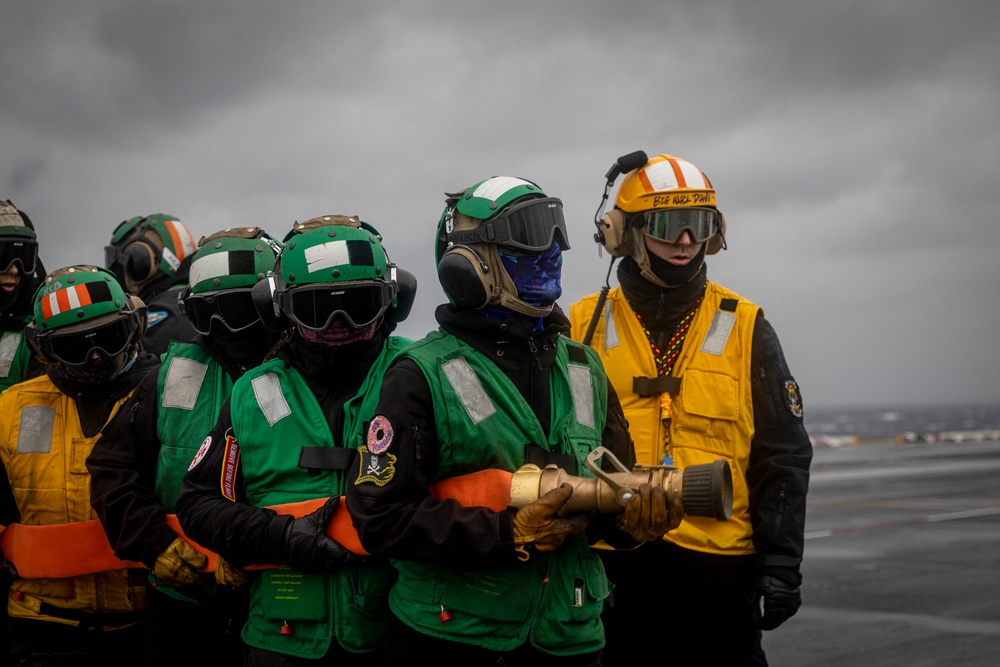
{"left": 642, "top": 207, "right": 719, "bottom": 244}
{"left": 183, "top": 288, "right": 259, "bottom": 335}
{"left": 449, "top": 197, "right": 570, "bottom": 252}
{"left": 277, "top": 281, "right": 393, "bottom": 332}
{"left": 42, "top": 314, "right": 138, "bottom": 366}
{"left": 0, "top": 238, "right": 38, "bottom": 274}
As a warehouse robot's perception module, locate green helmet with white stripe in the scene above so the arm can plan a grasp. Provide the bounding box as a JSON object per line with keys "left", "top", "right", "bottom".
{"left": 277, "top": 215, "right": 389, "bottom": 289}
{"left": 263, "top": 215, "right": 405, "bottom": 333}
{"left": 178, "top": 227, "right": 280, "bottom": 336}
{"left": 188, "top": 228, "right": 281, "bottom": 294}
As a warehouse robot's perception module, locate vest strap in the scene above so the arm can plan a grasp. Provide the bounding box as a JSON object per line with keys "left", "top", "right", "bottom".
{"left": 0, "top": 468, "right": 516, "bottom": 578}
{"left": 298, "top": 446, "right": 355, "bottom": 472}
{"left": 633, "top": 375, "right": 681, "bottom": 397}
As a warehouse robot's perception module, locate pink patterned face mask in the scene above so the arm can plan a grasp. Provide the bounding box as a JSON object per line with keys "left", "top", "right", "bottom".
{"left": 297, "top": 320, "right": 377, "bottom": 347}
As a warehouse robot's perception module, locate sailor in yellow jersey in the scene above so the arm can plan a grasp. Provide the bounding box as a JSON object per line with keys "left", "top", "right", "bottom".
{"left": 0, "top": 265, "right": 156, "bottom": 665}
{"left": 570, "top": 152, "right": 812, "bottom": 666}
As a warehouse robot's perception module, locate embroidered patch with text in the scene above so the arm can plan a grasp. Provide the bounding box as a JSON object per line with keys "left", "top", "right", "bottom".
{"left": 353, "top": 444, "right": 396, "bottom": 487}
{"left": 366, "top": 415, "right": 394, "bottom": 454}
{"left": 220, "top": 433, "right": 241, "bottom": 501}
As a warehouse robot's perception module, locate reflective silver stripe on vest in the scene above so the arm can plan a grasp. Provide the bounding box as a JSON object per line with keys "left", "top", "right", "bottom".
{"left": 603, "top": 302, "right": 620, "bottom": 350}
{"left": 442, "top": 357, "right": 496, "bottom": 425}
{"left": 701, "top": 310, "right": 736, "bottom": 356}
{"left": 0, "top": 330, "right": 21, "bottom": 378}
{"left": 17, "top": 406, "right": 55, "bottom": 454}
{"left": 568, "top": 364, "right": 595, "bottom": 429}
{"left": 161, "top": 357, "right": 209, "bottom": 410}
{"left": 252, "top": 372, "right": 291, "bottom": 426}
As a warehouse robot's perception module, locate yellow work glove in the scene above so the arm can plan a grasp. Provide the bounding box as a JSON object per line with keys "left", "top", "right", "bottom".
{"left": 151, "top": 537, "right": 208, "bottom": 587}
{"left": 617, "top": 483, "right": 682, "bottom": 543}
{"left": 215, "top": 557, "right": 250, "bottom": 589}
{"left": 513, "top": 484, "right": 593, "bottom": 558}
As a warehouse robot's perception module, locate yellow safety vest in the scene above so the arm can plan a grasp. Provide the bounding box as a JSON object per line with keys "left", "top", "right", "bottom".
{"left": 0, "top": 375, "right": 147, "bottom": 627}
{"left": 570, "top": 283, "right": 758, "bottom": 556}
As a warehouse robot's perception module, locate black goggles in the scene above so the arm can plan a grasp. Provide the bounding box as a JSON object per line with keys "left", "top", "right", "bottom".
{"left": 42, "top": 314, "right": 138, "bottom": 366}
{"left": 0, "top": 238, "right": 38, "bottom": 274}
{"left": 448, "top": 197, "right": 570, "bottom": 252}
{"left": 277, "top": 281, "right": 393, "bottom": 332}
{"left": 182, "top": 289, "right": 259, "bottom": 335}
{"left": 641, "top": 207, "right": 719, "bottom": 244}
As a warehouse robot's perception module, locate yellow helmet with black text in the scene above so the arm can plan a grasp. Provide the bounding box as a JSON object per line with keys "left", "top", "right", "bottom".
{"left": 613, "top": 154, "right": 725, "bottom": 256}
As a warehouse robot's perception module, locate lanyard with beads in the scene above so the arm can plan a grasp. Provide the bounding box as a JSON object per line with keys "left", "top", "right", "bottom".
{"left": 633, "top": 288, "right": 705, "bottom": 464}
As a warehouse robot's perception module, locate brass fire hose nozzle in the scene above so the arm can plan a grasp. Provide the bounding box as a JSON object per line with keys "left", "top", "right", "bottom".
{"left": 510, "top": 447, "right": 732, "bottom": 521}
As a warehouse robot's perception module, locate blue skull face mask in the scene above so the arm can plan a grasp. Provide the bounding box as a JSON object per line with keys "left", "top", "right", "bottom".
{"left": 498, "top": 241, "right": 563, "bottom": 308}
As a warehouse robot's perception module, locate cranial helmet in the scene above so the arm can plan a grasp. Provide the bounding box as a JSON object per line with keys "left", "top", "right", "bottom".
{"left": 105, "top": 214, "right": 198, "bottom": 293}
{"left": 177, "top": 227, "right": 281, "bottom": 335}
{"left": 435, "top": 176, "right": 569, "bottom": 317}
{"left": 251, "top": 215, "right": 415, "bottom": 332}
{"left": 25, "top": 265, "right": 146, "bottom": 368}
{"left": 597, "top": 154, "right": 726, "bottom": 288}
{"left": 0, "top": 200, "right": 39, "bottom": 275}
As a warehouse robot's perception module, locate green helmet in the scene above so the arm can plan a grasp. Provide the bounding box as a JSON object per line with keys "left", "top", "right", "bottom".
{"left": 179, "top": 228, "right": 281, "bottom": 335}
{"left": 434, "top": 176, "right": 568, "bottom": 315}
{"left": 32, "top": 266, "right": 132, "bottom": 332}
{"left": 27, "top": 265, "right": 146, "bottom": 367}
{"left": 0, "top": 199, "right": 39, "bottom": 275}
{"left": 435, "top": 176, "right": 568, "bottom": 265}
{"left": 105, "top": 213, "right": 198, "bottom": 284}
{"left": 188, "top": 227, "right": 280, "bottom": 294}
{"left": 271, "top": 215, "right": 397, "bottom": 331}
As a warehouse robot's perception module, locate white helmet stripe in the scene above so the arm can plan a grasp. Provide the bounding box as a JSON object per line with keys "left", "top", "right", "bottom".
{"left": 304, "top": 240, "right": 350, "bottom": 273}
{"left": 471, "top": 177, "right": 535, "bottom": 202}
{"left": 165, "top": 219, "right": 198, "bottom": 260}
{"left": 189, "top": 252, "right": 233, "bottom": 287}
{"left": 640, "top": 158, "right": 709, "bottom": 191}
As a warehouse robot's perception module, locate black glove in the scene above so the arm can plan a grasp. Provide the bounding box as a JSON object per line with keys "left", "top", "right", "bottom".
{"left": 752, "top": 571, "right": 802, "bottom": 630}
{"left": 281, "top": 496, "right": 358, "bottom": 573}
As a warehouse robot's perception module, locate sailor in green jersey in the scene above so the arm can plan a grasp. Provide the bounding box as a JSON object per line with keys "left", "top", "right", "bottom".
{"left": 346, "top": 177, "right": 680, "bottom": 666}
{"left": 176, "top": 215, "right": 417, "bottom": 666}
{"left": 88, "top": 227, "right": 283, "bottom": 667}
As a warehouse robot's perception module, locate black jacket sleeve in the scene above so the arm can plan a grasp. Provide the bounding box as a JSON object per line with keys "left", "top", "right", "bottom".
{"left": 345, "top": 359, "right": 519, "bottom": 568}
{"left": 746, "top": 314, "right": 813, "bottom": 581}
{"left": 87, "top": 368, "right": 177, "bottom": 567}
{"left": 174, "top": 399, "right": 292, "bottom": 568}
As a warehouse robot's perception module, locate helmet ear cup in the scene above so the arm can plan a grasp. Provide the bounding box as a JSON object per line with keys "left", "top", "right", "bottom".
{"left": 706, "top": 212, "right": 727, "bottom": 255}
{"left": 600, "top": 209, "right": 634, "bottom": 257}
{"left": 388, "top": 267, "right": 417, "bottom": 325}
{"left": 121, "top": 242, "right": 156, "bottom": 282}
{"left": 437, "top": 246, "right": 498, "bottom": 310}
{"left": 251, "top": 276, "right": 289, "bottom": 332}
{"left": 23, "top": 322, "right": 55, "bottom": 366}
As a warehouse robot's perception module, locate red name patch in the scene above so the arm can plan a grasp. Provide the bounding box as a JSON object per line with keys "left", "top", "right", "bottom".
{"left": 221, "top": 434, "right": 241, "bottom": 501}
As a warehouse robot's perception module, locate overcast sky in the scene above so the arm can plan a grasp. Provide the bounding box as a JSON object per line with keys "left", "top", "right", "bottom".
{"left": 3, "top": 1, "right": 999, "bottom": 410}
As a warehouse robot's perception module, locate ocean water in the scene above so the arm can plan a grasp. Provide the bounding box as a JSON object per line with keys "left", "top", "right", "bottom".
{"left": 803, "top": 403, "right": 1000, "bottom": 444}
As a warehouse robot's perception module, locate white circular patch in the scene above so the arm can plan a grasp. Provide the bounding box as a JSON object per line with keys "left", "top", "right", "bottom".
{"left": 188, "top": 435, "right": 212, "bottom": 471}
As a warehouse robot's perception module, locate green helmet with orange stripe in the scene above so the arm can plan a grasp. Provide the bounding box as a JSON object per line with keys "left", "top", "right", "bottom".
{"left": 25, "top": 265, "right": 147, "bottom": 368}
{"left": 105, "top": 213, "right": 199, "bottom": 293}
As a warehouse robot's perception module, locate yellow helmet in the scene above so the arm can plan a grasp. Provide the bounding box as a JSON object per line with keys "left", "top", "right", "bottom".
{"left": 615, "top": 154, "right": 716, "bottom": 212}
{"left": 614, "top": 154, "right": 725, "bottom": 255}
